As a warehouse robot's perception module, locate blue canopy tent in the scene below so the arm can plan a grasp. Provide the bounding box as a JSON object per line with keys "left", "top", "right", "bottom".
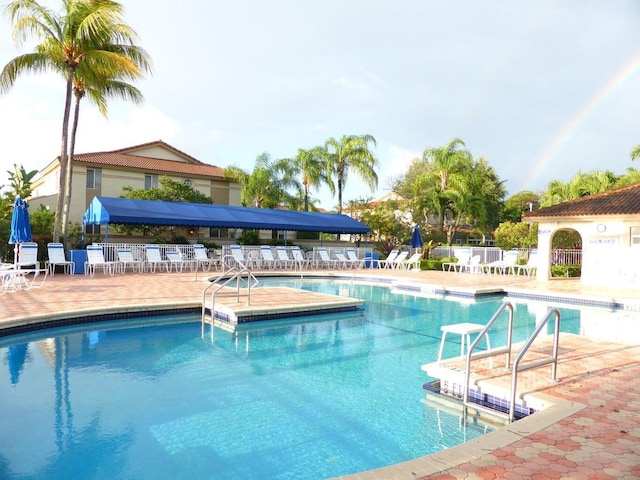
{"left": 82, "top": 197, "right": 371, "bottom": 240}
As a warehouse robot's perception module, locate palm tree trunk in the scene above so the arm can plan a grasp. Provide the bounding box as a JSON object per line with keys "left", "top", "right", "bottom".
{"left": 53, "top": 74, "right": 74, "bottom": 243}
{"left": 61, "top": 92, "right": 81, "bottom": 243}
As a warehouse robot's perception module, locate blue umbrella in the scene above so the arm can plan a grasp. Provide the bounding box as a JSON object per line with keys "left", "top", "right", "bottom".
{"left": 410, "top": 224, "right": 423, "bottom": 249}
{"left": 8, "top": 344, "right": 28, "bottom": 386}
{"left": 9, "top": 197, "right": 33, "bottom": 266}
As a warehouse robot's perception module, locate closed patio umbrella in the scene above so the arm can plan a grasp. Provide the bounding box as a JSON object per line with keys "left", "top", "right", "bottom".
{"left": 9, "top": 197, "right": 33, "bottom": 267}
{"left": 410, "top": 224, "right": 423, "bottom": 250}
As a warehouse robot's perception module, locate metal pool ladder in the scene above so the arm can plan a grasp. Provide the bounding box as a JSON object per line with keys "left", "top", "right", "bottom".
{"left": 463, "top": 301, "right": 561, "bottom": 423}
{"left": 201, "top": 254, "right": 259, "bottom": 340}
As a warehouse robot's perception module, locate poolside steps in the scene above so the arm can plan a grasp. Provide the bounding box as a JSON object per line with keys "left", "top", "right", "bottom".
{"left": 421, "top": 358, "right": 544, "bottom": 419}
{"left": 202, "top": 286, "right": 365, "bottom": 325}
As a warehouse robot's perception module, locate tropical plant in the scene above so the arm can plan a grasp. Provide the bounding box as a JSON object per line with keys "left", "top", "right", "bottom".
{"left": 1, "top": 0, "right": 151, "bottom": 244}
{"left": 323, "top": 134, "right": 379, "bottom": 214}
{"left": 6, "top": 164, "right": 38, "bottom": 199}
{"left": 494, "top": 221, "right": 538, "bottom": 250}
{"left": 224, "top": 152, "right": 301, "bottom": 209}
{"left": 501, "top": 190, "right": 541, "bottom": 223}
{"left": 413, "top": 138, "right": 473, "bottom": 238}
{"left": 285, "top": 146, "right": 332, "bottom": 211}
{"left": 631, "top": 145, "right": 640, "bottom": 161}
{"left": 540, "top": 170, "right": 618, "bottom": 206}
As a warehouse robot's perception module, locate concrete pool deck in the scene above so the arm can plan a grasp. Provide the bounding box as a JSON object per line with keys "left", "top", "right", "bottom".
{"left": 2, "top": 267, "right": 640, "bottom": 479}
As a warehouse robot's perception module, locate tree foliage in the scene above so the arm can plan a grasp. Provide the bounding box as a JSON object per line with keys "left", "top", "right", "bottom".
{"left": 1, "top": 0, "right": 151, "bottom": 245}
{"left": 494, "top": 221, "right": 538, "bottom": 250}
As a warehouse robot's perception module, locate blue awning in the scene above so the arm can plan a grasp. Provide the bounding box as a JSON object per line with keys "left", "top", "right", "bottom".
{"left": 82, "top": 196, "right": 370, "bottom": 234}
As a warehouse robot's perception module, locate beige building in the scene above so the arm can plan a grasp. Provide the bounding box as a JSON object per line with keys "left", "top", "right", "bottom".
{"left": 30, "top": 140, "right": 241, "bottom": 240}
{"left": 525, "top": 182, "right": 640, "bottom": 290}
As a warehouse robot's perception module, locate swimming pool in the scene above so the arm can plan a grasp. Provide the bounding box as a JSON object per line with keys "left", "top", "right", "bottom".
{"left": 0, "top": 279, "right": 585, "bottom": 479}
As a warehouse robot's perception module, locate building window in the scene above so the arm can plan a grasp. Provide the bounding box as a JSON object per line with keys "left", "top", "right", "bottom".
{"left": 631, "top": 226, "right": 640, "bottom": 246}
{"left": 145, "top": 174, "right": 158, "bottom": 189}
{"left": 209, "top": 227, "right": 229, "bottom": 239}
{"left": 85, "top": 224, "right": 101, "bottom": 235}
{"left": 86, "top": 168, "right": 102, "bottom": 190}
{"left": 184, "top": 179, "right": 192, "bottom": 187}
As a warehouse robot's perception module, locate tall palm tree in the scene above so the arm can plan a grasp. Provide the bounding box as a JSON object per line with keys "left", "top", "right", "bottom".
{"left": 62, "top": 50, "right": 150, "bottom": 238}
{"left": 415, "top": 138, "right": 473, "bottom": 233}
{"left": 324, "top": 134, "right": 379, "bottom": 214}
{"left": 1, "top": 0, "right": 151, "bottom": 243}
{"left": 631, "top": 145, "right": 640, "bottom": 161}
{"left": 285, "top": 146, "right": 332, "bottom": 211}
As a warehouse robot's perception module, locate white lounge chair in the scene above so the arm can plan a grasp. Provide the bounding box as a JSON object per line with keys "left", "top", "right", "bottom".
{"left": 1, "top": 267, "right": 46, "bottom": 294}
{"left": 259, "top": 245, "right": 277, "bottom": 269}
{"left": 400, "top": 252, "right": 423, "bottom": 270}
{"left": 145, "top": 245, "right": 170, "bottom": 272}
{"left": 276, "top": 246, "right": 294, "bottom": 269}
{"left": 442, "top": 251, "right": 471, "bottom": 272}
{"left": 516, "top": 252, "right": 538, "bottom": 276}
{"left": 166, "top": 250, "right": 193, "bottom": 272}
{"left": 17, "top": 242, "right": 39, "bottom": 269}
{"left": 85, "top": 245, "right": 119, "bottom": 276}
{"left": 379, "top": 249, "right": 399, "bottom": 269}
{"left": 463, "top": 254, "right": 483, "bottom": 274}
{"left": 387, "top": 251, "right": 409, "bottom": 269}
{"left": 117, "top": 248, "right": 145, "bottom": 273}
{"left": 193, "top": 244, "right": 220, "bottom": 272}
{"left": 45, "top": 242, "right": 75, "bottom": 275}
{"left": 314, "top": 247, "right": 336, "bottom": 269}
{"left": 290, "top": 246, "right": 309, "bottom": 269}
{"left": 345, "top": 248, "right": 365, "bottom": 269}
{"left": 484, "top": 251, "right": 519, "bottom": 275}
{"left": 333, "top": 251, "right": 351, "bottom": 269}
{"left": 229, "top": 245, "right": 248, "bottom": 268}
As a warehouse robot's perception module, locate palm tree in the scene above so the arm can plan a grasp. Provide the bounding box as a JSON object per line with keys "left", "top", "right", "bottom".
{"left": 285, "top": 146, "right": 332, "bottom": 211}
{"left": 225, "top": 153, "right": 300, "bottom": 209}
{"left": 631, "top": 145, "right": 640, "bottom": 161}
{"left": 62, "top": 53, "right": 150, "bottom": 239}
{"left": 1, "top": 0, "right": 151, "bottom": 243}
{"left": 323, "top": 134, "right": 379, "bottom": 214}
{"left": 415, "top": 138, "right": 473, "bottom": 234}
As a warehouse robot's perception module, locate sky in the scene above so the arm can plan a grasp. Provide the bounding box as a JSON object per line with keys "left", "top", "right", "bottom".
{"left": 1, "top": 0, "right": 639, "bottom": 209}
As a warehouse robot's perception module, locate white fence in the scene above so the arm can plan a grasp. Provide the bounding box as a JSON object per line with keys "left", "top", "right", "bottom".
{"left": 431, "top": 246, "right": 582, "bottom": 265}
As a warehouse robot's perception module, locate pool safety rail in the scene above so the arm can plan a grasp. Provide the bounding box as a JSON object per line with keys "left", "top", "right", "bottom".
{"left": 463, "top": 301, "right": 561, "bottom": 423}
{"left": 201, "top": 253, "right": 259, "bottom": 340}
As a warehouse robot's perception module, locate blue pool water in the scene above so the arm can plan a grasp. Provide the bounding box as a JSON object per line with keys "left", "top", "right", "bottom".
{"left": 0, "top": 279, "right": 583, "bottom": 480}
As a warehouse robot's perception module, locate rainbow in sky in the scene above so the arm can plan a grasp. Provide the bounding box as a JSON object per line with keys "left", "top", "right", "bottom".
{"left": 524, "top": 50, "right": 640, "bottom": 190}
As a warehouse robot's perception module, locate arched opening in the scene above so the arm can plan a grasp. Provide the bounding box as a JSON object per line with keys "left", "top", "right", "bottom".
{"left": 550, "top": 228, "right": 582, "bottom": 278}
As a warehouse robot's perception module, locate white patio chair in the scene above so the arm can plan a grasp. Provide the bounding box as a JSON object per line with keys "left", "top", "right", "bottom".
{"left": 145, "top": 245, "right": 170, "bottom": 273}
{"left": 166, "top": 250, "right": 194, "bottom": 272}
{"left": 85, "top": 245, "right": 119, "bottom": 276}
{"left": 314, "top": 247, "right": 336, "bottom": 269}
{"left": 345, "top": 248, "right": 365, "bottom": 269}
{"left": 17, "top": 242, "right": 39, "bottom": 269}
{"left": 387, "top": 251, "right": 409, "bottom": 269}
{"left": 117, "top": 248, "right": 145, "bottom": 273}
{"left": 333, "top": 251, "right": 351, "bottom": 269}
{"left": 379, "top": 249, "right": 399, "bottom": 269}
{"left": 399, "top": 252, "right": 423, "bottom": 270}
{"left": 193, "top": 244, "right": 220, "bottom": 272}
{"left": 484, "top": 251, "right": 518, "bottom": 275}
{"left": 290, "top": 246, "right": 309, "bottom": 269}
{"left": 516, "top": 252, "right": 538, "bottom": 276}
{"left": 275, "top": 246, "right": 294, "bottom": 269}
{"left": 463, "top": 254, "right": 483, "bottom": 274}
{"left": 257, "top": 245, "right": 277, "bottom": 270}
{"left": 441, "top": 252, "right": 471, "bottom": 272}
{"left": 45, "top": 242, "right": 75, "bottom": 275}
{"left": 229, "top": 245, "right": 248, "bottom": 269}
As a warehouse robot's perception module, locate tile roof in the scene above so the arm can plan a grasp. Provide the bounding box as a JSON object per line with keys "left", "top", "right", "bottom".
{"left": 524, "top": 181, "right": 640, "bottom": 219}
{"left": 73, "top": 140, "right": 225, "bottom": 178}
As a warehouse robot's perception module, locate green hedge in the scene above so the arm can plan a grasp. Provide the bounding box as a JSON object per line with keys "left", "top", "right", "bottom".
{"left": 550, "top": 265, "right": 582, "bottom": 277}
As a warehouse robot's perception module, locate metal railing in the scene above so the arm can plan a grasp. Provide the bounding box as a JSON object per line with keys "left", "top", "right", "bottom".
{"left": 201, "top": 254, "right": 259, "bottom": 341}
{"left": 463, "top": 302, "right": 561, "bottom": 423}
